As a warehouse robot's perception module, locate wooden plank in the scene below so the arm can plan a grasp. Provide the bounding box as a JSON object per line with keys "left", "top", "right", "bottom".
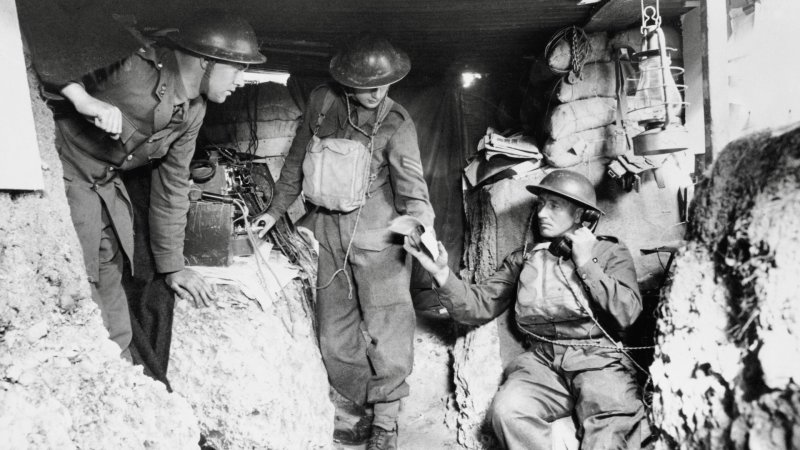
{"left": 682, "top": 7, "right": 705, "bottom": 170}
{"left": 0, "top": 0, "right": 43, "bottom": 191}
{"left": 584, "top": 0, "right": 698, "bottom": 33}
{"left": 701, "top": 0, "right": 728, "bottom": 170}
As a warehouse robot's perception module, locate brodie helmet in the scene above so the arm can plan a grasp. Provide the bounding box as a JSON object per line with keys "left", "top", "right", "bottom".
{"left": 329, "top": 33, "right": 410, "bottom": 89}
{"left": 168, "top": 9, "right": 266, "bottom": 65}
{"left": 526, "top": 170, "right": 604, "bottom": 214}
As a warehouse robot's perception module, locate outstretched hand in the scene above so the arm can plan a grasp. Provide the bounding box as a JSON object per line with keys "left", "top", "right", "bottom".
{"left": 403, "top": 237, "right": 450, "bottom": 286}
{"left": 252, "top": 213, "right": 277, "bottom": 238}
{"left": 166, "top": 268, "right": 216, "bottom": 308}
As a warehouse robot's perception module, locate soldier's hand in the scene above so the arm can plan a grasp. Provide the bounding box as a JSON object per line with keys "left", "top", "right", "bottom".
{"left": 252, "top": 213, "right": 277, "bottom": 238}
{"left": 404, "top": 237, "right": 450, "bottom": 286}
{"left": 566, "top": 226, "right": 597, "bottom": 267}
{"left": 61, "top": 83, "right": 122, "bottom": 139}
{"left": 166, "top": 268, "right": 216, "bottom": 308}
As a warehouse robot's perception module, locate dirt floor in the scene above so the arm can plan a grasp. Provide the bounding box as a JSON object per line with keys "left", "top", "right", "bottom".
{"left": 333, "top": 311, "right": 462, "bottom": 450}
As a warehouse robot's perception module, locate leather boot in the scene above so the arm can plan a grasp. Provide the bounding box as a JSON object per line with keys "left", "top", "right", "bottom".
{"left": 333, "top": 414, "right": 373, "bottom": 445}
{"left": 367, "top": 425, "right": 397, "bottom": 450}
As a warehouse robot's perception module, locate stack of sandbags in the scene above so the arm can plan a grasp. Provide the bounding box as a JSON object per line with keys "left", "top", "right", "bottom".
{"left": 544, "top": 122, "right": 644, "bottom": 168}
{"left": 202, "top": 81, "right": 303, "bottom": 182}
{"left": 532, "top": 27, "right": 683, "bottom": 168}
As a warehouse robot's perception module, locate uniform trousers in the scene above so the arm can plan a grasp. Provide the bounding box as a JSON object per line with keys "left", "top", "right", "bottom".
{"left": 311, "top": 211, "right": 415, "bottom": 431}
{"left": 66, "top": 191, "right": 133, "bottom": 356}
{"left": 489, "top": 340, "right": 648, "bottom": 450}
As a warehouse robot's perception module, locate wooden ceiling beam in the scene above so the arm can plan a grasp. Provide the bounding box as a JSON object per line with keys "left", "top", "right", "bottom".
{"left": 584, "top": 0, "right": 644, "bottom": 32}
{"left": 583, "top": 0, "right": 698, "bottom": 32}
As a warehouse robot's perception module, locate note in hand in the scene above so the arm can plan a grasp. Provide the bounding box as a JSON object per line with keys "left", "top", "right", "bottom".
{"left": 388, "top": 215, "right": 439, "bottom": 260}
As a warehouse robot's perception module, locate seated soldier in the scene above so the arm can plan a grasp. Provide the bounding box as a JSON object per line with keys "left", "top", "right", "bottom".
{"left": 404, "top": 170, "right": 650, "bottom": 449}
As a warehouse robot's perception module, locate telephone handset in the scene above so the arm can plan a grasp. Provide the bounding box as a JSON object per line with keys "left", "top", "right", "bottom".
{"left": 548, "top": 209, "right": 602, "bottom": 259}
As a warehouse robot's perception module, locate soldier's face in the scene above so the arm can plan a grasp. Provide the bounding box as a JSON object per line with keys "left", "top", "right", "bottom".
{"left": 352, "top": 85, "right": 389, "bottom": 109}
{"left": 536, "top": 193, "right": 581, "bottom": 238}
{"left": 205, "top": 62, "right": 247, "bottom": 103}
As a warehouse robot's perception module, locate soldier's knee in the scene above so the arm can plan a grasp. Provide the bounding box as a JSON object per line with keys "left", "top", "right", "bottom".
{"left": 490, "top": 388, "right": 528, "bottom": 426}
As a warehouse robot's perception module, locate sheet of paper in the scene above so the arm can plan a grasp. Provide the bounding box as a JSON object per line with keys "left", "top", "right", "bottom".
{"left": 187, "top": 244, "right": 299, "bottom": 311}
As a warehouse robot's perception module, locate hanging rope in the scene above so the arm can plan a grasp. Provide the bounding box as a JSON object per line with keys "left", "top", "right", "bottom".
{"left": 544, "top": 26, "right": 593, "bottom": 84}
{"left": 315, "top": 93, "right": 389, "bottom": 300}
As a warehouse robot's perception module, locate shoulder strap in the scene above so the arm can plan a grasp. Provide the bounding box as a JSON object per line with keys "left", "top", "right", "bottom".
{"left": 313, "top": 90, "right": 337, "bottom": 135}
{"left": 613, "top": 48, "right": 635, "bottom": 152}
{"left": 368, "top": 97, "right": 395, "bottom": 139}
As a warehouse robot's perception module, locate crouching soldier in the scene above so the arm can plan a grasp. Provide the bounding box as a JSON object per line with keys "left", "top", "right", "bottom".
{"left": 52, "top": 10, "right": 265, "bottom": 357}
{"left": 405, "top": 170, "right": 650, "bottom": 449}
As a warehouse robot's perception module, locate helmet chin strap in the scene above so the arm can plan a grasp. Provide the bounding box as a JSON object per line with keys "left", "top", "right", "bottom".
{"left": 199, "top": 59, "right": 216, "bottom": 96}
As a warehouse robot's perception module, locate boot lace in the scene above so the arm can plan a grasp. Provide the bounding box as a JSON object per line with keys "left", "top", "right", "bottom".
{"left": 367, "top": 427, "right": 391, "bottom": 450}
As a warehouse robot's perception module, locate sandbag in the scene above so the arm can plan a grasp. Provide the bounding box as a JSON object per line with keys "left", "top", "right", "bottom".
{"left": 547, "top": 32, "right": 610, "bottom": 72}
{"left": 204, "top": 82, "right": 303, "bottom": 125}
{"left": 202, "top": 120, "right": 300, "bottom": 145}
{"left": 547, "top": 98, "right": 616, "bottom": 140}
{"left": 556, "top": 62, "right": 616, "bottom": 103}
{"left": 547, "top": 96, "right": 676, "bottom": 140}
{"left": 543, "top": 123, "right": 643, "bottom": 168}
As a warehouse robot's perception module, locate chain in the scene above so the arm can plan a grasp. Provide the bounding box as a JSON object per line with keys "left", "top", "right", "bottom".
{"left": 518, "top": 253, "right": 656, "bottom": 406}
{"left": 545, "top": 26, "right": 592, "bottom": 83}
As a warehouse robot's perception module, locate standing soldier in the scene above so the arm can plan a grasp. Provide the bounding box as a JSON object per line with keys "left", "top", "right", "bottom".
{"left": 54, "top": 10, "right": 266, "bottom": 358}
{"left": 254, "top": 34, "right": 435, "bottom": 450}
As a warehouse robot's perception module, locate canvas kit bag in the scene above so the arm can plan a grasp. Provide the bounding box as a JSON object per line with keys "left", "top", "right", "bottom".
{"left": 302, "top": 91, "right": 393, "bottom": 213}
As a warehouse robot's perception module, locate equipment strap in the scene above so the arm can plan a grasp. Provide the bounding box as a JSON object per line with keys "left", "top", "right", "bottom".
{"left": 312, "top": 90, "right": 337, "bottom": 136}
{"left": 614, "top": 47, "right": 635, "bottom": 153}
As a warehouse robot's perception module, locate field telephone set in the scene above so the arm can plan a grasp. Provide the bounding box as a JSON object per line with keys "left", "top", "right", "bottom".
{"left": 548, "top": 208, "right": 602, "bottom": 259}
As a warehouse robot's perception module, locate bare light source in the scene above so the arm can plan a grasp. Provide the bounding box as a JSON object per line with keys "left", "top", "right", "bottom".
{"left": 243, "top": 71, "right": 290, "bottom": 85}
{"left": 461, "top": 72, "right": 482, "bottom": 88}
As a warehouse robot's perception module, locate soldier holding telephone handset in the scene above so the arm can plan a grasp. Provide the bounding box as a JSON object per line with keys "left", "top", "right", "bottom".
{"left": 405, "top": 170, "right": 650, "bottom": 450}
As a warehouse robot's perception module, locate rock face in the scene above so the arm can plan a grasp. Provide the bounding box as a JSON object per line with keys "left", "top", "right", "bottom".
{"left": 652, "top": 123, "right": 800, "bottom": 449}
{"left": 0, "top": 64, "right": 198, "bottom": 449}
{"left": 169, "top": 273, "right": 335, "bottom": 450}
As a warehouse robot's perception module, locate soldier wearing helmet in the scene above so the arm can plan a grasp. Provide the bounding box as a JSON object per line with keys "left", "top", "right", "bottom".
{"left": 253, "top": 33, "right": 434, "bottom": 449}
{"left": 406, "top": 170, "right": 649, "bottom": 449}
{"left": 52, "top": 9, "right": 265, "bottom": 358}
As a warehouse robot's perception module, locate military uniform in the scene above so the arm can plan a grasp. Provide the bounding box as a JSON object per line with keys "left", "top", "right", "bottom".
{"left": 55, "top": 45, "right": 206, "bottom": 353}
{"left": 434, "top": 239, "right": 648, "bottom": 449}
{"left": 266, "top": 84, "right": 434, "bottom": 429}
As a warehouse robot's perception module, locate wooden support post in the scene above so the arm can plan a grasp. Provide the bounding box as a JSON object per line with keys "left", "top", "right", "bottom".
{"left": 0, "top": 0, "right": 44, "bottom": 191}
{"left": 682, "top": 7, "right": 704, "bottom": 176}
{"left": 699, "top": 0, "right": 729, "bottom": 173}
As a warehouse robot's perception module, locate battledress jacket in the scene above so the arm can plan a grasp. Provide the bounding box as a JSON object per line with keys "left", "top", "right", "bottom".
{"left": 54, "top": 45, "right": 207, "bottom": 278}
{"left": 434, "top": 239, "right": 642, "bottom": 340}
{"left": 267, "top": 84, "right": 434, "bottom": 250}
